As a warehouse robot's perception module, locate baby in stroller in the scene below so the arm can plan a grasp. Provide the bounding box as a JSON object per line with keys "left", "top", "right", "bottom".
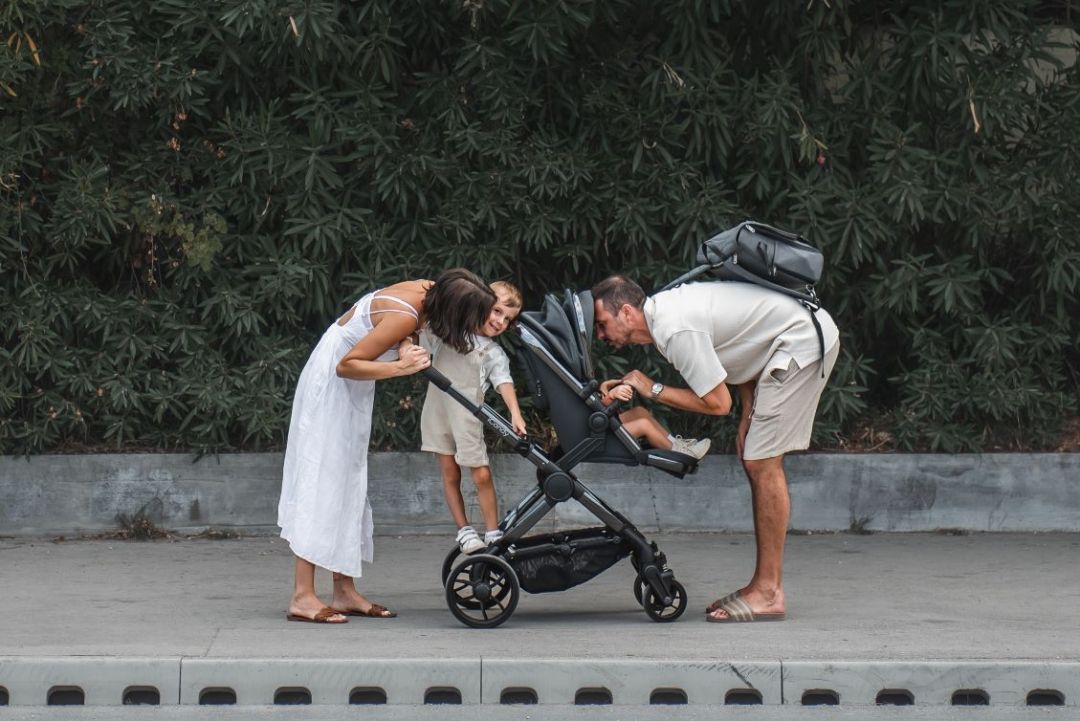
{"left": 598, "top": 380, "right": 711, "bottom": 459}
{"left": 426, "top": 289, "right": 703, "bottom": 628}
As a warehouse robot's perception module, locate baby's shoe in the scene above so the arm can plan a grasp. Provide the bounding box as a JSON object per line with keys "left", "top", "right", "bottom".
{"left": 671, "top": 436, "right": 711, "bottom": 460}
{"left": 484, "top": 529, "right": 504, "bottom": 545}
{"left": 456, "top": 526, "right": 485, "bottom": 554}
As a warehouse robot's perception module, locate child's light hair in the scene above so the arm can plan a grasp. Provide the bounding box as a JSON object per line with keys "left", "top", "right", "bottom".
{"left": 490, "top": 280, "right": 523, "bottom": 309}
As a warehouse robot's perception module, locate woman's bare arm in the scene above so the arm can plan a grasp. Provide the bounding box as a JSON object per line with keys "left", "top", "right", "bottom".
{"left": 336, "top": 314, "right": 429, "bottom": 380}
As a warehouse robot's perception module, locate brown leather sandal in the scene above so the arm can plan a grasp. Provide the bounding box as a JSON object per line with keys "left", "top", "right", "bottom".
{"left": 285, "top": 607, "right": 348, "bottom": 624}
{"left": 336, "top": 603, "right": 397, "bottom": 618}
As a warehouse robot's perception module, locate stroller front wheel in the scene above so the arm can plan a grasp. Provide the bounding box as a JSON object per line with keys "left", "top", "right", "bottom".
{"left": 643, "top": 579, "right": 687, "bottom": 622}
{"left": 445, "top": 553, "right": 520, "bottom": 629}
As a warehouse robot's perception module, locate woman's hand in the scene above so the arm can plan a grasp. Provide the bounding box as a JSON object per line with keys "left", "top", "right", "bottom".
{"left": 396, "top": 344, "right": 430, "bottom": 375}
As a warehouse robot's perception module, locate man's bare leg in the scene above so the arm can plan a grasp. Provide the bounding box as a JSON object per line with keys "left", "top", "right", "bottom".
{"left": 707, "top": 454, "right": 788, "bottom": 619}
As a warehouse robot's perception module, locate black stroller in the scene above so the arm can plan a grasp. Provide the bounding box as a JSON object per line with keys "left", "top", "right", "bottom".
{"left": 424, "top": 289, "right": 701, "bottom": 628}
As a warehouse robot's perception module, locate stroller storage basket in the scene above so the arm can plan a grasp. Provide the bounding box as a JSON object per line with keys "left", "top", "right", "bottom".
{"left": 509, "top": 528, "right": 630, "bottom": 594}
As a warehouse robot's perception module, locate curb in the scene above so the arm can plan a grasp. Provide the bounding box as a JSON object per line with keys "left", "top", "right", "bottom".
{"left": 1, "top": 657, "right": 1076, "bottom": 708}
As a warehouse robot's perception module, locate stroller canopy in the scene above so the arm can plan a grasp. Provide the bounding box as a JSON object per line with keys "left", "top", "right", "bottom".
{"left": 518, "top": 289, "right": 595, "bottom": 382}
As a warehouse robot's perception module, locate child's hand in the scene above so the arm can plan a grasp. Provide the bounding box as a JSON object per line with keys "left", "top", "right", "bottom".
{"left": 599, "top": 379, "right": 623, "bottom": 398}
{"left": 510, "top": 413, "right": 527, "bottom": 436}
{"left": 608, "top": 383, "right": 634, "bottom": 402}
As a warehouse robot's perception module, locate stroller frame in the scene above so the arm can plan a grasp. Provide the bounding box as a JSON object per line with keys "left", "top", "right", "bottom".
{"left": 426, "top": 289, "right": 698, "bottom": 628}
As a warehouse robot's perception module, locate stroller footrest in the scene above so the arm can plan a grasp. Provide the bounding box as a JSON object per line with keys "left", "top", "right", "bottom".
{"left": 637, "top": 449, "right": 697, "bottom": 477}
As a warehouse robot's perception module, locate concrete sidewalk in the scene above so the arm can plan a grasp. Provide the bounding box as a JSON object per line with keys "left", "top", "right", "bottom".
{"left": 1, "top": 532, "right": 1078, "bottom": 708}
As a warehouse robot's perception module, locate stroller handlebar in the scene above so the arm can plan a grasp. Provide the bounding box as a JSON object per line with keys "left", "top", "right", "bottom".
{"left": 423, "top": 366, "right": 453, "bottom": 391}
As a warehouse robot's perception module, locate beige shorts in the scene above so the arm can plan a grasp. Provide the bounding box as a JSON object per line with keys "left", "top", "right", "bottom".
{"left": 420, "top": 386, "right": 490, "bottom": 468}
{"left": 743, "top": 343, "right": 840, "bottom": 461}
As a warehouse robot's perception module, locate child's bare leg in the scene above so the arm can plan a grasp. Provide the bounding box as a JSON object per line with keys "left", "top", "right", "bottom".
{"left": 470, "top": 465, "right": 499, "bottom": 532}
{"left": 620, "top": 407, "right": 673, "bottom": 449}
{"left": 439, "top": 454, "right": 469, "bottom": 528}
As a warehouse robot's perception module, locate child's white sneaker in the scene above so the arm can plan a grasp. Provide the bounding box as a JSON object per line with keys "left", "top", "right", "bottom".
{"left": 484, "top": 529, "right": 504, "bottom": 545}
{"left": 456, "top": 526, "right": 485, "bottom": 554}
{"left": 671, "top": 436, "right": 711, "bottom": 460}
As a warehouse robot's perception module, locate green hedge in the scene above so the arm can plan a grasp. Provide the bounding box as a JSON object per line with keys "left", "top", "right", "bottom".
{"left": 2, "top": 1, "right": 1077, "bottom": 455}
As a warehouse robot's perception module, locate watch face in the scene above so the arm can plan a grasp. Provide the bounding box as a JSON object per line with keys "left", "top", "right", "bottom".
{"left": 651, "top": 382, "right": 663, "bottom": 395}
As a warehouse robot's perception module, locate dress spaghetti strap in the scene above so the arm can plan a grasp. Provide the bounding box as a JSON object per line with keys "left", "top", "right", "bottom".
{"left": 368, "top": 292, "right": 420, "bottom": 320}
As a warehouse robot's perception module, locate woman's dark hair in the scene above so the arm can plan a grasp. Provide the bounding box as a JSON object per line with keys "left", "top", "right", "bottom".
{"left": 423, "top": 268, "right": 496, "bottom": 354}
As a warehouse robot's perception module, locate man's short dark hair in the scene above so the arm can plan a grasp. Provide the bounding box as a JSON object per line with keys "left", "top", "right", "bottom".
{"left": 591, "top": 275, "right": 646, "bottom": 314}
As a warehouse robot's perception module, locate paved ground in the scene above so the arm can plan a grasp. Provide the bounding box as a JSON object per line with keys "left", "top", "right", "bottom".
{"left": 2, "top": 531, "right": 1079, "bottom": 661}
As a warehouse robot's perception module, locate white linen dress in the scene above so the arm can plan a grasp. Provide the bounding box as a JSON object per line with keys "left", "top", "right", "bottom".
{"left": 277, "top": 291, "right": 419, "bottom": 577}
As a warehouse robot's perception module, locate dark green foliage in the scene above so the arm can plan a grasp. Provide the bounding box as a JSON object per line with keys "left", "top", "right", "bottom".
{"left": 2, "top": 1, "right": 1077, "bottom": 454}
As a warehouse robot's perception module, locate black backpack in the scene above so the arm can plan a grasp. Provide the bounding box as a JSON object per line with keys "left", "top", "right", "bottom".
{"left": 660, "top": 220, "right": 828, "bottom": 373}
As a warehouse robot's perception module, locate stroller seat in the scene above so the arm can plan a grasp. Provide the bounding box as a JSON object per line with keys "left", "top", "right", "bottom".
{"left": 516, "top": 289, "right": 701, "bottom": 479}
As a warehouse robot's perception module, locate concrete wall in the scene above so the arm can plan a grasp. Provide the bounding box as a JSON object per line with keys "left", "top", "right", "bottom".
{"left": 0, "top": 452, "right": 1077, "bottom": 537}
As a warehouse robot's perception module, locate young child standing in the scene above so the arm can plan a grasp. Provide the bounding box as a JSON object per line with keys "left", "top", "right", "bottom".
{"left": 420, "top": 281, "right": 526, "bottom": 554}
{"left": 599, "top": 380, "right": 711, "bottom": 459}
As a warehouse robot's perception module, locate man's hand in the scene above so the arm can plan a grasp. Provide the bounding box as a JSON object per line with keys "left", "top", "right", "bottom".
{"left": 619, "top": 369, "right": 653, "bottom": 396}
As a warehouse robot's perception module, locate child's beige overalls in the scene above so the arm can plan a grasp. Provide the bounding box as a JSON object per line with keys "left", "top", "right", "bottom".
{"left": 419, "top": 343, "right": 490, "bottom": 467}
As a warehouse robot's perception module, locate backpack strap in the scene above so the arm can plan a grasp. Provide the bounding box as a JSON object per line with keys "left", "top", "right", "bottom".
{"left": 801, "top": 300, "right": 826, "bottom": 378}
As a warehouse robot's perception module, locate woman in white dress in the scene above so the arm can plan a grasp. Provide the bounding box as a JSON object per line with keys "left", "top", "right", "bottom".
{"left": 278, "top": 269, "right": 496, "bottom": 623}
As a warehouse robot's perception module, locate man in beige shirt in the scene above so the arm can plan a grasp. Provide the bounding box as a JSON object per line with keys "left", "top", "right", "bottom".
{"left": 591, "top": 275, "right": 839, "bottom": 623}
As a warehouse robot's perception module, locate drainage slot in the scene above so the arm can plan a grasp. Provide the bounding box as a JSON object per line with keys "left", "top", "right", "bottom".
{"left": 501, "top": 688, "right": 538, "bottom": 705}
{"left": 123, "top": 686, "right": 160, "bottom": 705}
{"left": 0, "top": 686, "right": 7, "bottom": 705}
{"left": 274, "top": 687, "right": 311, "bottom": 705}
{"left": 424, "top": 687, "right": 462, "bottom": 705}
{"left": 952, "top": 689, "right": 989, "bottom": 706}
{"left": 575, "top": 687, "right": 613, "bottom": 705}
{"left": 199, "top": 688, "right": 237, "bottom": 705}
{"left": 802, "top": 689, "right": 840, "bottom": 706}
{"left": 1027, "top": 689, "right": 1065, "bottom": 706}
{"left": 725, "top": 689, "right": 763, "bottom": 705}
{"left": 650, "top": 688, "right": 688, "bottom": 705}
{"left": 877, "top": 689, "right": 914, "bottom": 705}
{"left": 350, "top": 687, "right": 387, "bottom": 705}
{"left": 47, "top": 686, "right": 84, "bottom": 706}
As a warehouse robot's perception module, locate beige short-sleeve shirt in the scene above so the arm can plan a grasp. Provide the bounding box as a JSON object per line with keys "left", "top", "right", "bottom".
{"left": 644, "top": 281, "right": 840, "bottom": 394}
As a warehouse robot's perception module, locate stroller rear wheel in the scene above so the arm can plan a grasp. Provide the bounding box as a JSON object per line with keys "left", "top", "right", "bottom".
{"left": 642, "top": 579, "right": 687, "bottom": 622}
{"left": 445, "top": 554, "right": 520, "bottom": 628}
{"left": 633, "top": 574, "right": 646, "bottom": 606}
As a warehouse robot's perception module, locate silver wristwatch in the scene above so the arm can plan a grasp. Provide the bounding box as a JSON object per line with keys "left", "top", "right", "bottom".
{"left": 650, "top": 382, "right": 664, "bottom": 399}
